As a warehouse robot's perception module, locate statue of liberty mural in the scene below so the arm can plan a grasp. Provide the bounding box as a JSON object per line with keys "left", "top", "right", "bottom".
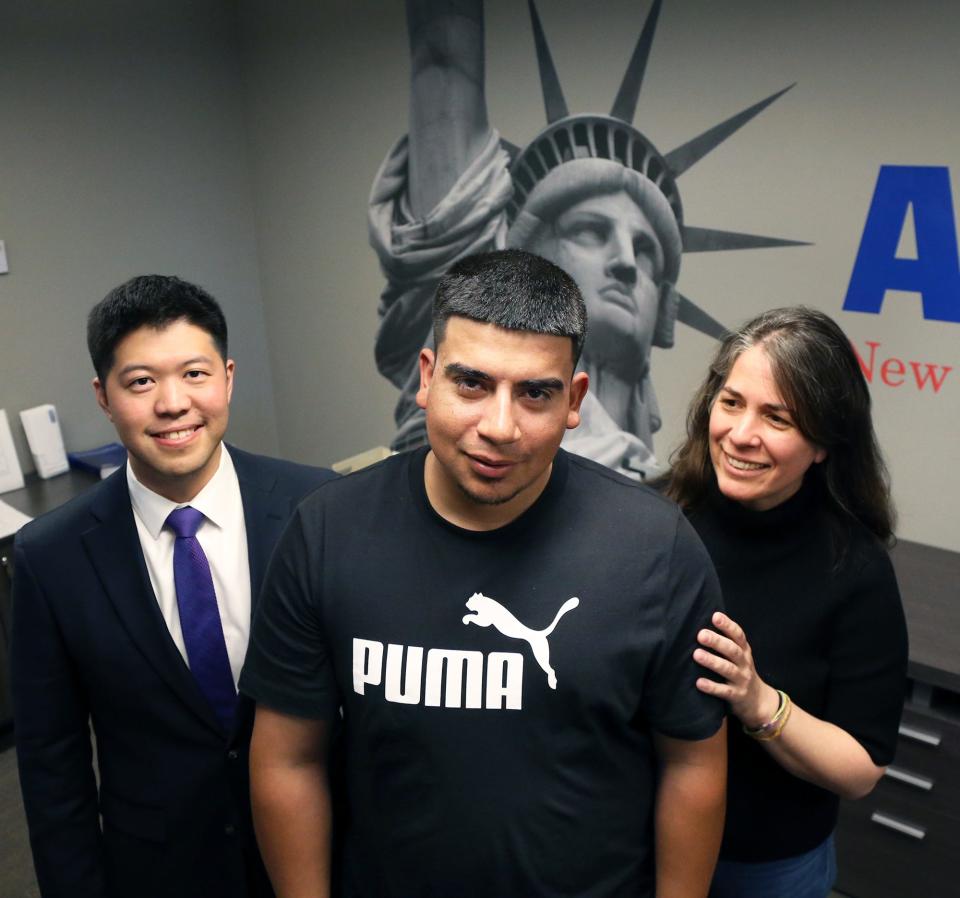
{"left": 369, "top": 0, "right": 802, "bottom": 478}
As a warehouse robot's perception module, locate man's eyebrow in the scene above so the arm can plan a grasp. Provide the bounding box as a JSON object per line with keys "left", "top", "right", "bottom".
{"left": 519, "top": 378, "right": 564, "bottom": 392}
{"left": 115, "top": 356, "right": 215, "bottom": 377}
{"left": 444, "top": 364, "right": 564, "bottom": 393}
{"left": 444, "top": 363, "right": 491, "bottom": 381}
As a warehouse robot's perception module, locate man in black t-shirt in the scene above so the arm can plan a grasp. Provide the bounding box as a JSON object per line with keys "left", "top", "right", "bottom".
{"left": 241, "top": 249, "right": 727, "bottom": 898}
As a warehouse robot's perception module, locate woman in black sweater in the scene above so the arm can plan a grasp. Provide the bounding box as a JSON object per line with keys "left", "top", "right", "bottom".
{"left": 665, "top": 307, "right": 908, "bottom": 898}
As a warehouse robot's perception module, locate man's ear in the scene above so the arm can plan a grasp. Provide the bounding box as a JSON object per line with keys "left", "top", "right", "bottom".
{"left": 415, "top": 347, "right": 437, "bottom": 411}
{"left": 92, "top": 377, "right": 112, "bottom": 422}
{"left": 225, "top": 359, "right": 235, "bottom": 403}
{"left": 565, "top": 371, "right": 590, "bottom": 430}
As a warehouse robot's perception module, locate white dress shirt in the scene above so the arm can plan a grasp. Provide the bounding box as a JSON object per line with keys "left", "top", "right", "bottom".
{"left": 127, "top": 445, "right": 251, "bottom": 686}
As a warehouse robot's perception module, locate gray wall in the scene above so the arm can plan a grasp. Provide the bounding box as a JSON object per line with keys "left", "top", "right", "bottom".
{"left": 0, "top": 0, "right": 279, "bottom": 472}
{"left": 236, "top": 0, "right": 402, "bottom": 468}
{"left": 238, "top": 0, "right": 960, "bottom": 551}
{"left": 1, "top": 0, "right": 957, "bottom": 552}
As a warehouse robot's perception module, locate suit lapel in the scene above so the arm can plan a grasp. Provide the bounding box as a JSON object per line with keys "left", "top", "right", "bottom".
{"left": 232, "top": 447, "right": 292, "bottom": 605}
{"left": 81, "top": 470, "right": 225, "bottom": 737}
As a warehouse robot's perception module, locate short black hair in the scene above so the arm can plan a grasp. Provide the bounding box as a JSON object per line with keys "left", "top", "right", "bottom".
{"left": 433, "top": 249, "right": 587, "bottom": 365}
{"left": 88, "top": 275, "right": 228, "bottom": 381}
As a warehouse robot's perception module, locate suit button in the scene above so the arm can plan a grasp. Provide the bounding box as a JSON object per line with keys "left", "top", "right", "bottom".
{"left": 227, "top": 750, "right": 238, "bottom": 760}
{"left": 224, "top": 823, "right": 236, "bottom": 836}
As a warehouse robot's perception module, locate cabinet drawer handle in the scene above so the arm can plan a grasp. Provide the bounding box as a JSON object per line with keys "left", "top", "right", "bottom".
{"left": 899, "top": 723, "right": 941, "bottom": 747}
{"left": 870, "top": 812, "right": 926, "bottom": 840}
{"left": 884, "top": 765, "right": 934, "bottom": 791}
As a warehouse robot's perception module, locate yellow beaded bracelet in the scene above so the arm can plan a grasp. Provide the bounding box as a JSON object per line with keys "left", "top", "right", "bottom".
{"left": 742, "top": 689, "right": 792, "bottom": 741}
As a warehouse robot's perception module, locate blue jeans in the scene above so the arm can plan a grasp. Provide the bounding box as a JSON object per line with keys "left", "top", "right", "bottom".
{"left": 709, "top": 834, "right": 837, "bottom": 898}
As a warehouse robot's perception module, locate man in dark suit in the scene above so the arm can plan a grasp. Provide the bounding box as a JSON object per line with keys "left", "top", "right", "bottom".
{"left": 12, "top": 275, "right": 336, "bottom": 898}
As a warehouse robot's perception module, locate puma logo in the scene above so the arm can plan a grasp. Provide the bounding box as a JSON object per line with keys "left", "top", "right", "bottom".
{"left": 462, "top": 592, "right": 579, "bottom": 689}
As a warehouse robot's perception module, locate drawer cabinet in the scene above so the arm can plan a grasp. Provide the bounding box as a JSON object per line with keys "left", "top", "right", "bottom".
{"left": 883, "top": 706, "right": 960, "bottom": 818}
{"left": 833, "top": 538, "right": 960, "bottom": 898}
{"left": 835, "top": 689, "right": 960, "bottom": 898}
{"left": 836, "top": 796, "right": 957, "bottom": 897}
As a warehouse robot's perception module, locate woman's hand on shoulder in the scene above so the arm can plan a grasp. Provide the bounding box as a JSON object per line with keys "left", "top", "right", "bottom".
{"left": 693, "top": 612, "right": 780, "bottom": 729}
{"left": 694, "top": 613, "right": 888, "bottom": 798}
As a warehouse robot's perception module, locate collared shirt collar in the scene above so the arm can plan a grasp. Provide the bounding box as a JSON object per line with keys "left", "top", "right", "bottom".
{"left": 127, "top": 444, "right": 235, "bottom": 539}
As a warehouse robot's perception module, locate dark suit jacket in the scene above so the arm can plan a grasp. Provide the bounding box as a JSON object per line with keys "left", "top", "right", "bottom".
{"left": 11, "top": 447, "right": 336, "bottom": 898}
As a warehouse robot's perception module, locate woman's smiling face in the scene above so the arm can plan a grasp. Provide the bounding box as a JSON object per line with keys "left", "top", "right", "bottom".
{"left": 709, "top": 344, "right": 826, "bottom": 511}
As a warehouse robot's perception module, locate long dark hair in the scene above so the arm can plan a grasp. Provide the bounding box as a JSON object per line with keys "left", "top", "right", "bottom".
{"left": 666, "top": 306, "right": 895, "bottom": 544}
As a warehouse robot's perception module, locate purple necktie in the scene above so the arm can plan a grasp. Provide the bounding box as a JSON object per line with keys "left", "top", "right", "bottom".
{"left": 166, "top": 506, "right": 237, "bottom": 731}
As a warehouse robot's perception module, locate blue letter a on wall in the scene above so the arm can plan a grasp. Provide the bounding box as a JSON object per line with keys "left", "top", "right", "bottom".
{"left": 844, "top": 166, "right": 960, "bottom": 323}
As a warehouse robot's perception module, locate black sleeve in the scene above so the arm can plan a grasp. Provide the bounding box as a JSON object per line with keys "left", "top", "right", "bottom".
{"left": 825, "top": 542, "right": 909, "bottom": 765}
{"left": 647, "top": 511, "right": 727, "bottom": 740}
{"left": 12, "top": 537, "right": 107, "bottom": 898}
{"left": 239, "top": 499, "right": 340, "bottom": 720}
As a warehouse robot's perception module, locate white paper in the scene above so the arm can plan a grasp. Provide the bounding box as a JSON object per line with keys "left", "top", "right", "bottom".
{"left": 20, "top": 403, "right": 69, "bottom": 479}
{"left": 0, "top": 409, "right": 26, "bottom": 492}
{"left": 0, "top": 240, "right": 8, "bottom": 274}
{"left": 0, "top": 497, "right": 32, "bottom": 539}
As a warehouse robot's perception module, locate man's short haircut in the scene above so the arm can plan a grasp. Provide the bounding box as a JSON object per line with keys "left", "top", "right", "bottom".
{"left": 433, "top": 249, "right": 588, "bottom": 365}
{"left": 88, "top": 275, "right": 228, "bottom": 381}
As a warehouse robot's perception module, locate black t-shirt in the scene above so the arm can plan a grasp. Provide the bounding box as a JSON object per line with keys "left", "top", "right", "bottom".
{"left": 241, "top": 448, "right": 724, "bottom": 898}
{"left": 686, "top": 481, "right": 908, "bottom": 862}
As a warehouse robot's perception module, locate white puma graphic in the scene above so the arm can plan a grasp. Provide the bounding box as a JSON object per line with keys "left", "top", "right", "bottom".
{"left": 462, "top": 592, "right": 579, "bottom": 689}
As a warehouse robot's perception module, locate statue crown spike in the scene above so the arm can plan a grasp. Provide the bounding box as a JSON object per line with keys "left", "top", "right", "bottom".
{"left": 528, "top": 0, "right": 569, "bottom": 123}
{"left": 610, "top": 0, "right": 662, "bottom": 122}
{"left": 515, "top": 0, "right": 804, "bottom": 340}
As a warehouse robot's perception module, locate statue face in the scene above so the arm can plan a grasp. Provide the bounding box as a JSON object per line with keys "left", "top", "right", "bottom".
{"left": 535, "top": 190, "right": 664, "bottom": 381}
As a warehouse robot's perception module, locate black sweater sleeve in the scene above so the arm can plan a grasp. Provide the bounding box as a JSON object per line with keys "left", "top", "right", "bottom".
{"left": 824, "top": 539, "right": 909, "bottom": 765}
